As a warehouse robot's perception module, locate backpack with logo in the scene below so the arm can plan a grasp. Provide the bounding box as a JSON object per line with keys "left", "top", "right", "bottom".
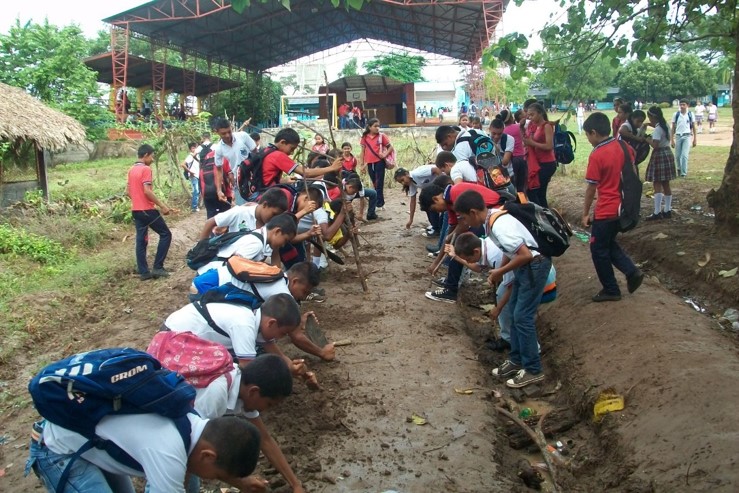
{"left": 553, "top": 122, "right": 576, "bottom": 164}
{"left": 28, "top": 348, "right": 196, "bottom": 489}
{"left": 238, "top": 146, "right": 277, "bottom": 199}
{"left": 186, "top": 231, "right": 252, "bottom": 270}
{"left": 616, "top": 140, "right": 643, "bottom": 232}
{"left": 488, "top": 193, "right": 573, "bottom": 257}
{"left": 147, "top": 331, "right": 234, "bottom": 389}
{"left": 458, "top": 130, "right": 511, "bottom": 190}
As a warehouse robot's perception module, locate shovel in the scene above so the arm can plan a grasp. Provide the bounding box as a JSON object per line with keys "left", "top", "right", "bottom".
{"left": 304, "top": 315, "right": 329, "bottom": 348}
{"left": 307, "top": 239, "right": 345, "bottom": 265}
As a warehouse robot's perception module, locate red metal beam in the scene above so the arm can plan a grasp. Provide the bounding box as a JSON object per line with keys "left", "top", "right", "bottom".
{"left": 151, "top": 40, "right": 168, "bottom": 114}
{"left": 111, "top": 26, "right": 129, "bottom": 123}
{"left": 109, "top": 0, "right": 230, "bottom": 24}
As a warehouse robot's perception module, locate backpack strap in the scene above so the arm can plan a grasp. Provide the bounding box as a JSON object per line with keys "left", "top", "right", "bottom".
{"left": 486, "top": 210, "right": 508, "bottom": 233}
{"left": 193, "top": 300, "right": 230, "bottom": 339}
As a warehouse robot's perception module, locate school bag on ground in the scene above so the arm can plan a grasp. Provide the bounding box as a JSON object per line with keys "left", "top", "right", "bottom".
{"left": 488, "top": 193, "right": 573, "bottom": 257}
{"left": 147, "top": 331, "right": 234, "bottom": 388}
{"left": 186, "top": 230, "right": 254, "bottom": 270}
{"left": 553, "top": 122, "right": 576, "bottom": 164}
{"left": 616, "top": 140, "right": 643, "bottom": 232}
{"left": 238, "top": 146, "right": 277, "bottom": 199}
{"left": 28, "top": 348, "right": 196, "bottom": 491}
{"left": 457, "top": 129, "right": 511, "bottom": 190}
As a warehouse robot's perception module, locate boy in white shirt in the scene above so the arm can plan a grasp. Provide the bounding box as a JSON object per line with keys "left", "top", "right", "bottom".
{"left": 181, "top": 142, "right": 201, "bottom": 212}
{"left": 454, "top": 190, "right": 552, "bottom": 389}
{"left": 393, "top": 165, "right": 442, "bottom": 232}
{"left": 197, "top": 187, "right": 288, "bottom": 239}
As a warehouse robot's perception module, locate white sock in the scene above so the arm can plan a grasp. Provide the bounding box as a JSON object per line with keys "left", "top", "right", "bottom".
{"left": 654, "top": 193, "right": 663, "bottom": 215}
{"left": 312, "top": 255, "right": 322, "bottom": 268}
{"left": 319, "top": 253, "right": 328, "bottom": 268}
{"left": 664, "top": 195, "right": 672, "bottom": 212}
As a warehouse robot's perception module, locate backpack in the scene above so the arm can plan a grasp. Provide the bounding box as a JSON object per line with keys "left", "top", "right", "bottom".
{"left": 488, "top": 194, "right": 572, "bottom": 257}
{"left": 200, "top": 149, "right": 219, "bottom": 201}
{"left": 617, "top": 140, "right": 643, "bottom": 232}
{"left": 238, "top": 146, "right": 277, "bottom": 199}
{"left": 28, "top": 348, "right": 195, "bottom": 489}
{"left": 186, "top": 231, "right": 255, "bottom": 270}
{"left": 458, "top": 130, "right": 511, "bottom": 190}
{"left": 147, "top": 331, "right": 234, "bottom": 389}
{"left": 673, "top": 111, "right": 694, "bottom": 129}
{"left": 553, "top": 122, "right": 576, "bottom": 164}
{"left": 195, "top": 256, "right": 285, "bottom": 310}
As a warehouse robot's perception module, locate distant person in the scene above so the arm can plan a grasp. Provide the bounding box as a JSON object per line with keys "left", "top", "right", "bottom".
{"left": 611, "top": 98, "right": 624, "bottom": 138}
{"left": 694, "top": 101, "right": 705, "bottom": 134}
{"left": 180, "top": 142, "right": 200, "bottom": 213}
{"left": 503, "top": 109, "right": 527, "bottom": 192}
{"left": 644, "top": 106, "right": 677, "bottom": 220}
{"left": 358, "top": 118, "right": 393, "bottom": 211}
{"left": 671, "top": 99, "right": 697, "bottom": 177}
{"left": 576, "top": 102, "right": 585, "bottom": 134}
{"left": 707, "top": 101, "right": 718, "bottom": 133}
{"left": 127, "top": 144, "right": 175, "bottom": 280}
{"left": 250, "top": 132, "right": 262, "bottom": 152}
{"left": 522, "top": 103, "right": 556, "bottom": 208}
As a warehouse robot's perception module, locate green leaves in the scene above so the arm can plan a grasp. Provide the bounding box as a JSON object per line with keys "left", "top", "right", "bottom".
{"left": 363, "top": 52, "right": 427, "bottom": 83}
{"left": 231, "top": 0, "right": 366, "bottom": 14}
{"left": 484, "top": 33, "right": 529, "bottom": 80}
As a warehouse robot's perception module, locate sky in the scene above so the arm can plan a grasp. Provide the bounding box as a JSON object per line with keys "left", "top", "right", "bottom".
{"left": 0, "top": 0, "right": 562, "bottom": 83}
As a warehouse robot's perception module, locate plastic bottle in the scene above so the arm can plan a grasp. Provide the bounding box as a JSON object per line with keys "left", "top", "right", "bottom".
{"left": 545, "top": 445, "right": 571, "bottom": 467}
{"left": 519, "top": 407, "right": 534, "bottom": 418}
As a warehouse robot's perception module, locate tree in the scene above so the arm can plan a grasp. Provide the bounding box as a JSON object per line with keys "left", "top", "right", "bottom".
{"left": 339, "top": 58, "right": 359, "bottom": 78}
{"left": 483, "top": 68, "right": 530, "bottom": 105}
{"left": 363, "top": 52, "right": 426, "bottom": 83}
{"left": 0, "top": 20, "right": 112, "bottom": 141}
{"left": 488, "top": 0, "right": 739, "bottom": 233}
{"left": 617, "top": 59, "right": 673, "bottom": 103}
{"left": 209, "top": 73, "right": 283, "bottom": 126}
{"left": 666, "top": 53, "right": 716, "bottom": 100}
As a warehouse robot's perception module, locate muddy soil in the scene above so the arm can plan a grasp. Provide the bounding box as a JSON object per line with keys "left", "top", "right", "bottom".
{"left": 2, "top": 183, "right": 739, "bottom": 492}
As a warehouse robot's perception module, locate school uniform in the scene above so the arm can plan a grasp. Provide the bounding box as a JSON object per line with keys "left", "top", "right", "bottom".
{"left": 645, "top": 126, "right": 676, "bottom": 182}
{"left": 585, "top": 138, "right": 640, "bottom": 296}
{"left": 184, "top": 152, "right": 200, "bottom": 212}
{"left": 28, "top": 413, "right": 208, "bottom": 493}
{"left": 194, "top": 365, "right": 259, "bottom": 420}
{"left": 504, "top": 122, "right": 527, "bottom": 192}
{"left": 213, "top": 204, "right": 258, "bottom": 233}
{"left": 477, "top": 238, "right": 515, "bottom": 341}
{"left": 128, "top": 163, "right": 171, "bottom": 276}
{"left": 360, "top": 133, "right": 391, "bottom": 208}
{"left": 215, "top": 132, "right": 256, "bottom": 205}
{"left": 196, "top": 226, "right": 271, "bottom": 275}
{"left": 261, "top": 150, "right": 299, "bottom": 190}
{"left": 408, "top": 165, "right": 440, "bottom": 230}
{"left": 450, "top": 159, "right": 477, "bottom": 183}
{"left": 672, "top": 111, "right": 694, "bottom": 176}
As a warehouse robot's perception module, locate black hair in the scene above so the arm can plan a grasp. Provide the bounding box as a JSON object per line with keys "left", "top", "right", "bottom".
{"left": 435, "top": 125, "right": 457, "bottom": 144}
{"left": 469, "top": 116, "right": 482, "bottom": 126}
{"left": 490, "top": 117, "right": 505, "bottom": 130}
{"left": 287, "top": 261, "right": 320, "bottom": 288}
{"left": 583, "top": 112, "right": 611, "bottom": 136}
{"left": 648, "top": 106, "right": 669, "bottom": 135}
{"left": 274, "top": 128, "right": 300, "bottom": 145}
{"left": 137, "top": 143, "right": 155, "bottom": 158}
{"left": 419, "top": 184, "right": 444, "bottom": 212}
{"left": 266, "top": 213, "right": 297, "bottom": 237}
{"left": 258, "top": 187, "right": 289, "bottom": 212}
{"left": 435, "top": 151, "right": 456, "bottom": 169}
{"left": 619, "top": 103, "right": 633, "bottom": 116}
{"left": 453, "top": 190, "right": 486, "bottom": 214}
{"left": 323, "top": 171, "right": 339, "bottom": 187}
{"left": 432, "top": 174, "right": 453, "bottom": 187}
{"left": 344, "top": 174, "right": 363, "bottom": 192}
{"left": 454, "top": 232, "right": 482, "bottom": 257}
{"left": 261, "top": 292, "right": 301, "bottom": 329}
{"left": 201, "top": 132, "right": 211, "bottom": 139}
{"left": 514, "top": 109, "right": 524, "bottom": 123}
{"left": 240, "top": 354, "right": 293, "bottom": 398}
{"left": 326, "top": 148, "right": 341, "bottom": 159}
{"left": 362, "top": 118, "right": 380, "bottom": 137}
{"left": 201, "top": 416, "right": 261, "bottom": 478}
{"left": 341, "top": 142, "right": 352, "bottom": 149}
{"left": 306, "top": 185, "right": 324, "bottom": 207}
{"left": 679, "top": 98, "right": 688, "bottom": 105}
{"left": 393, "top": 167, "right": 409, "bottom": 181}
{"left": 613, "top": 98, "right": 624, "bottom": 106}
{"left": 187, "top": 142, "right": 197, "bottom": 149}
{"left": 629, "top": 110, "right": 646, "bottom": 128}
{"left": 213, "top": 117, "right": 231, "bottom": 130}
{"left": 498, "top": 109, "right": 512, "bottom": 124}
{"left": 522, "top": 98, "right": 537, "bottom": 110}
{"left": 528, "top": 103, "right": 548, "bottom": 122}
{"left": 306, "top": 151, "right": 321, "bottom": 167}
{"left": 250, "top": 132, "right": 261, "bottom": 142}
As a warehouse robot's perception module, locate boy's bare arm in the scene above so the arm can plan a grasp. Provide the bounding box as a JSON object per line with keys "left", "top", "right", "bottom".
{"left": 288, "top": 314, "right": 335, "bottom": 361}
{"left": 248, "top": 415, "right": 305, "bottom": 493}
{"left": 198, "top": 218, "right": 218, "bottom": 240}
{"left": 143, "top": 184, "right": 170, "bottom": 214}
{"left": 443, "top": 244, "right": 481, "bottom": 272}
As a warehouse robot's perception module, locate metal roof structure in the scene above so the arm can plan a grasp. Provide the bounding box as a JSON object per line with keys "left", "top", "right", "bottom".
{"left": 327, "top": 75, "right": 406, "bottom": 93}
{"left": 84, "top": 52, "right": 239, "bottom": 96}
{"left": 103, "top": 0, "right": 506, "bottom": 72}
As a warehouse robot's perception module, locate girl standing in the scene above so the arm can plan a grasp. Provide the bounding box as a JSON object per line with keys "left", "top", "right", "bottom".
{"left": 458, "top": 114, "right": 470, "bottom": 130}
{"left": 644, "top": 106, "right": 677, "bottom": 220}
{"left": 502, "top": 109, "right": 527, "bottom": 192}
{"left": 340, "top": 142, "right": 357, "bottom": 178}
{"left": 359, "top": 118, "right": 393, "bottom": 210}
{"left": 522, "top": 103, "right": 556, "bottom": 208}
{"left": 312, "top": 134, "right": 329, "bottom": 155}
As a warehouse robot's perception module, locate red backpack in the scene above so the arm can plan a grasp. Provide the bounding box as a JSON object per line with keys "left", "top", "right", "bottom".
{"left": 147, "top": 331, "right": 234, "bottom": 389}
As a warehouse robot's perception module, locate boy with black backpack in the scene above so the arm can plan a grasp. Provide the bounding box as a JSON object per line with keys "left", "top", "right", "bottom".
{"left": 197, "top": 187, "right": 288, "bottom": 240}
{"left": 582, "top": 112, "right": 644, "bottom": 302}
{"left": 454, "top": 190, "right": 552, "bottom": 388}
{"left": 26, "top": 349, "right": 263, "bottom": 493}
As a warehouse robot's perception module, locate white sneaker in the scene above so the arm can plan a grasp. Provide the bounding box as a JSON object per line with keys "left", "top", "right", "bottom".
{"left": 319, "top": 254, "right": 328, "bottom": 269}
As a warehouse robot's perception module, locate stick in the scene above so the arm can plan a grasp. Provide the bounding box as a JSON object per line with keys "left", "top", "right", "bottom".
{"left": 333, "top": 339, "right": 352, "bottom": 347}
{"left": 495, "top": 407, "right": 561, "bottom": 493}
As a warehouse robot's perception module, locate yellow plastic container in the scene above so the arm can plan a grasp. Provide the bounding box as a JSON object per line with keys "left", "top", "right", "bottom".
{"left": 593, "top": 389, "right": 625, "bottom": 422}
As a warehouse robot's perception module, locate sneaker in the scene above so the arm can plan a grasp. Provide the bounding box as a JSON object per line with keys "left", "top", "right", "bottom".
{"left": 506, "top": 369, "right": 545, "bottom": 388}
{"left": 485, "top": 338, "right": 511, "bottom": 352}
{"left": 140, "top": 272, "right": 154, "bottom": 281}
{"left": 152, "top": 268, "right": 170, "bottom": 278}
{"left": 305, "top": 291, "right": 327, "bottom": 303}
{"left": 592, "top": 290, "right": 622, "bottom": 302}
{"left": 627, "top": 270, "right": 644, "bottom": 294}
{"left": 491, "top": 360, "right": 522, "bottom": 378}
{"left": 662, "top": 210, "right": 672, "bottom": 219}
{"left": 424, "top": 288, "right": 456, "bottom": 303}
{"left": 421, "top": 230, "right": 439, "bottom": 238}
{"left": 313, "top": 287, "right": 326, "bottom": 296}
{"left": 377, "top": 206, "right": 386, "bottom": 211}
{"left": 644, "top": 212, "right": 663, "bottom": 221}
{"left": 426, "top": 243, "right": 440, "bottom": 253}
{"left": 427, "top": 251, "right": 439, "bottom": 258}
{"left": 432, "top": 276, "right": 446, "bottom": 287}
{"left": 366, "top": 214, "right": 378, "bottom": 220}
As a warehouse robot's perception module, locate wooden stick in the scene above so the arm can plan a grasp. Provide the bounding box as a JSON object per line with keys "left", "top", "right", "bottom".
{"left": 495, "top": 407, "right": 562, "bottom": 493}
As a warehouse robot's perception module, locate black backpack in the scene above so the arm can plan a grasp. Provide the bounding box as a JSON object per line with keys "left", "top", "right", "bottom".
{"left": 458, "top": 130, "right": 511, "bottom": 190}
{"left": 488, "top": 194, "right": 573, "bottom": 257}
{"left": 617, "top": 140, "right": 643, "bottom": 232}
{"left": 200, "top": 149, "right": 219, "bottom": 201}
{"left": 238, "top": 146, "right": 277, "bottom": 199}
{"left": 186, "top": 231, "right": 258, "bottom": 270}
{"left": 553, "top": 122, "right": 576, "bottom": 164}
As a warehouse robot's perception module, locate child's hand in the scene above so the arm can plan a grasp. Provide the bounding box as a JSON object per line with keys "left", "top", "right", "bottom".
{"left": 405, "top": 219, "right": 413, "bottom": 229}
{"left": 309, "top": 225, "right": 321, "bottom": 237}
{"left": 303, "top": 371, "right": 320, "bottom": 390}
{"left": 235, "top": 475, "right": 268, "bottom": 493}
{"left": 488, "top": 268, "right": 503, "bottom": 285}
{"left": 581, "top": 214, "right": 591, "bottom": 228}
{"left": 320, "top": 343, "right": 336, "bottom": 361}
{"left": 212, "top": 226, "right": 228, "bottom": 236}
{"left": 301, "top": 200, "right": 317, "bottom": 214}
{"left": 291, "top": 358, "right": 307, "bottom": 376}
{"left": 330, "top": 157, "right": 343, "bottom": 170}
{"left": 487, "top": 306, "right": 500, "bottom": 320}
{"left": 301, "top": 311, "right": 318, "bottom": 327}
{"left": 443, "top": 244, "right": 456, "bottom": 257}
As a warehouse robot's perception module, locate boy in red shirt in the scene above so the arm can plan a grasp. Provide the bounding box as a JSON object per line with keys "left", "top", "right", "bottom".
{"left": 582, "top": 112, "right": 643, "bottom": 302}
{"left": 127, "top": 144, "right": 176, "bottom": 280}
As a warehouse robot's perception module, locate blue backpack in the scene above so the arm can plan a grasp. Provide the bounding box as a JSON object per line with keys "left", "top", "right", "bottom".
{"left": 28, "top": 348, "right": 196, "bottom": 492}
{"left": 553, "top": 122, "right": 576, "bottom": 164}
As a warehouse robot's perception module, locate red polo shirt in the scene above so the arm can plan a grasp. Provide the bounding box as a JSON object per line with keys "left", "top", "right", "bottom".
{"left": 445, "top": 182, "right": 502, "bottom": 226}
{"left": 585, "top": 138, "right": 634, "bottom": 220}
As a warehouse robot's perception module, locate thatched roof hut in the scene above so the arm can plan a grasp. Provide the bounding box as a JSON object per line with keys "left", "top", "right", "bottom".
{"left": 0, "top": 82, "right": 86, "bottom": 151}
{"left": 0, "top": 82, "right": 87, "bottom": 206}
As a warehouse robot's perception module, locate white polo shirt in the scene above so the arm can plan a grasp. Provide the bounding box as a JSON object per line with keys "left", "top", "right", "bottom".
{"left": 452, "top": 129, "right": 475, "bottom": 161}
{"left": 450, "top": 159, "right": 478, "bottom": 183}
{"left": 673, "top": 112, "right": 693, "bottom": 136}
{"left": 479, "top": 237, "right": 515, "bottom": 286}
{"left": 407, "top": 165, "right": 437, "bottom": 197}
{"left": 214, "top": 204, "right": 258, "bottom": 233}
{"left": 215, "top": 131, "right": 256, "bottom": 168}
{"left": 196, "top": 227, "right": 272, "bottom": 275}
{"left": 486, "top": 209, "right": 539, "bottom": 259}
{"left": 297, "top": 207, "right": 328, "bottom": 234}
{"left": 194, "top": 365, "right": 260, "bottom": 420}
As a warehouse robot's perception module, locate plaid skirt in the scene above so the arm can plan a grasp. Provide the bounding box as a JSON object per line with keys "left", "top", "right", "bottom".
{"left": 645, "top": 147, "right": 676, "bottom": 182}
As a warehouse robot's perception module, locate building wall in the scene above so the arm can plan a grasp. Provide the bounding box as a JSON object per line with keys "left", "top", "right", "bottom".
{"left": 319, "top": 83, "right": 415, "bottom": 125}
{"left": 0, "top": 181, "right": 39, "bottom": 208}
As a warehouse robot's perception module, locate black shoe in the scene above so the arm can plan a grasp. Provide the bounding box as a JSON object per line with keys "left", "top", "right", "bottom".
{"left": 485, "top": 338, "right": 511, "bottom": 352}
{"left": 426, "top": 243, "right": 440, "bottom": 253}
{"left": 152, "top": 268, "right": 170, "bottom": 278}
{"left": 366, "top": 214, "right": 378, "bottom": 221}
{"left": 432, "top": 276, "right": 446, "bottom": 287}
{"left": 644, "top": 212, "right": 663, "bottom": 221}
{"left": 592, "top": 290, "right": 622, "bottom": 302}
{"left": 140, "top": 272, "right": 154, "bottom": 281}
{"left": 662, "top": 210, "right": 672, "bottom": 219}
{"left": 627, "top": 270, "right": 644, "bottom": 294}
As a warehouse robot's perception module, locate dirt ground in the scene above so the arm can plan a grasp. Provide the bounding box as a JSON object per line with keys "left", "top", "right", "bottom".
{"left": 1, "top": 181, "right": 739, "bottom": 492}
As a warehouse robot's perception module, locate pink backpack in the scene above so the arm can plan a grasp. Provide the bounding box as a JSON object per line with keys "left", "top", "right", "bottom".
{"left": 147, "top": 331, "right": 234, "bottom": 388}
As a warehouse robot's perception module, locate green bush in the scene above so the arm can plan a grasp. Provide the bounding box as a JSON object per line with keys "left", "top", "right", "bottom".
{"left": 658, "top": 102, "right": 671, "bottom": 108}
{"left": 0, "top": 224, "right": 69, "bottom": 265}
